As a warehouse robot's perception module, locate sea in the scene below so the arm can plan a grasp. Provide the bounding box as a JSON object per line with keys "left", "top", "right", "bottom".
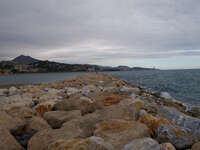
{"left": 0, "top": 69, "right": 200, "bottom": 106}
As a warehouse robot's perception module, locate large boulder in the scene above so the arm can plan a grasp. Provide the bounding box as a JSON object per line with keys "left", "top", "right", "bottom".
{"left": 48, "top": 136, "right": 114, "bottom": 150}
{"left": 96, "top": 99, "right": 144, "bottom": 121}
{"left": 156, "top": 106, "right": 200, "bottom": 149}
{"left": 122, "top": 137, "right": 165, "bottom": 150}
{"left": 28, "top": 113, "right": 101, "bottom": 150}
{"left": 94, "top": 119, "right": 150, "bottom": 150}
{"left": 139, "top": 106, "right": 200, "bottom": 149}
{"left": 43, "top": 110, "right": 81, "bottom": 129}
{"left": 9, "top": 86, "right": 18, "bottom": 96}
{"left": 53, "top": 95, "right": 82, "bottom": 111}
{"left": 25, "top": 116, "right": 51, "bottom": 132}
{"left": 15, "top": 117, "right": 51, "bottom": 149}
{"left": 0, "top": 127, "right": 24, "bottom": 150}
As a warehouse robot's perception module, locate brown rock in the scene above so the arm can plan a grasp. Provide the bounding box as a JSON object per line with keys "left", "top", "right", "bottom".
{"left": 48, "top": 136, "right": 114, "bottom": 150}
{"left": 25, "top": 116, "right": 51, "bottom": 132}
{"left": 5, "top": 105, "right": 38, "bottom": 120}
{"left": 34, "top": 101, "right": 55, "bottom": 117}
{"left": 97, "top": 99, "right": 144, "bottom": 121}
{"left": 0, "top": 127, "right": 24, "bottom": 150}
{"left": 43, "top": 110, "right": 81, "bottom": 129}
{"left": 53, "top": 94, "right": 82, "bottom": 111}
{"left": 28, "top": 113, "right": 101, "bottom": 150}
{"left": 94, "top": 119, "right": 150, "bottom": 150}
{"left": 0, "top": 110, "right": 25, "bottom": 135}
{"left": 192, "top": 142, "right": 200, "bottom": 150}
{"left": 161, "top": 143, "right": 176, "bottom": 150}
{"left": 103, "top": 96, "right": 121, "bottom": 106}
{"left": 139, "top": 113, "right": 169, "bottom": 137}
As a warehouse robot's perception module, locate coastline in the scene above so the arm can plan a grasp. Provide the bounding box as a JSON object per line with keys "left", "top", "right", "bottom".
{"left": 0, "top": 73, "right": 200, "bottom": 150}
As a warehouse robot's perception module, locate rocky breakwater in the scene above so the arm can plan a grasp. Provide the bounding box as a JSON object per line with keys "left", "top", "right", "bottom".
{"left": 0, "top": 73, "right": 200, "bottom": 150}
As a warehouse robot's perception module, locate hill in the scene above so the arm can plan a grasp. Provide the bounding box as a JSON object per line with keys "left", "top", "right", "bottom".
{"left": 12, "top": 55, "right": 39, "bottom": 64}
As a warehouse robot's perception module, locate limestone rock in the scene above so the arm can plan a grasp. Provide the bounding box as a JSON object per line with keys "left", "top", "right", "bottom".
{"left": 122, "top": 137, "right": 165, "bottom": 150}
{"left": 43, "top": 110, "right": 81, "bottom": 129}
{"left": 94, "top": 119, "right": 150, "bottom": 150}
{"left": 48, "top": 136, "right": 114, "bottom": 150}
{"left": 0, "top": 127, "right": 24, "bottom": 150}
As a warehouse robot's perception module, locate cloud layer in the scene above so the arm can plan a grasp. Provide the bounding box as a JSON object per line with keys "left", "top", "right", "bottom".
{"left": 0, "top": 0, "right": 200, "bottom": 68}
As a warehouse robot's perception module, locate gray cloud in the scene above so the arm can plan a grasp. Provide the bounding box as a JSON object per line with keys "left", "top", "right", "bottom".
{"left": 0, "top": 0, "right": 200, "bottom": 67}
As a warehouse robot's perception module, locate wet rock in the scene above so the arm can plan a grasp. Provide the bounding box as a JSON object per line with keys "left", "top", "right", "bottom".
{"left": 191, "top": 142, "right": 200, "bottom": 150}
{"left": 48, "top": 136, "right": 114, "bottom": 150}
{"left": 122, "top": 137, "right": 165, "bottom": 150}
{"left": 94, "top": 119, "right": 150, "bottom": 150}
{"left": 161, "top": 143, "right": 176, "bottom": 150}
{"left": 0, "top": 127, "right": 24, "bottom": 150}
{"left": 43, "top": 110, "right": 81, "bottom": 129}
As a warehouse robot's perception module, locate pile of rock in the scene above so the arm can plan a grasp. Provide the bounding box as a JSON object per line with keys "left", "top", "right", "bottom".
{"left": 0, "top": 73, "right": 199, "bottom": 150}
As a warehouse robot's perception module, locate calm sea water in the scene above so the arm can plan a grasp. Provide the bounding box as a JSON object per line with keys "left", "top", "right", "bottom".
{"left": 0, "top": 69, "right": 200, "bottom": 106}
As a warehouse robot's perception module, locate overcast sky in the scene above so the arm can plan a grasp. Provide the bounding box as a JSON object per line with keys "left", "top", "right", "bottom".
{"left": 0, "top": 0, "right": 200, "bottom": 69}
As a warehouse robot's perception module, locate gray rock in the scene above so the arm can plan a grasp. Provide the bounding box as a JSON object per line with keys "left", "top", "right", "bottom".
{"left": 122, "top": 138, "right": 165, "bottom": 150}
{"left": 156, "top": 106, "right": 200, "bottom": 149}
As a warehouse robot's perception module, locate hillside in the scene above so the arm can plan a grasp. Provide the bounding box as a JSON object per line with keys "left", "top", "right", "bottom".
{"left": 0, "top": 55, "right": 158, "bottom": 74}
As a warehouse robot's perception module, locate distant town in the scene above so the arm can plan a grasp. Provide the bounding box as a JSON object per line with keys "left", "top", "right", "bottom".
{"left": 0, "top": 55, "right": 157, "bottom": 74}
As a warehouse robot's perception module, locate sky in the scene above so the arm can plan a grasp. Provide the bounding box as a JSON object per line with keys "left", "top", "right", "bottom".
{"left": 0, "top": 0, "right": 200, "bottom": 69}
